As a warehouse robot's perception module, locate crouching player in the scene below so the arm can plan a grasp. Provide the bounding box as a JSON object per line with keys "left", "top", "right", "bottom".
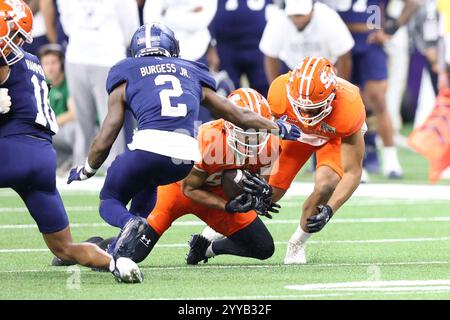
{"left": 268, "top": 56, "right": 366, "bottom": 264}
{"left": 113, "top": 88, "right": 282, "bottom": 264}
{"left": 0, "top": 0, "right": 142, "bottom": 282}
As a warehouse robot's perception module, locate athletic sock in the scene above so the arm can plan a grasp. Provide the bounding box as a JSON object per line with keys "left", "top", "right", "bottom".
{"left": 289, "top": 225, "right": 312, "bottom": 244}
{"left": 205, "top": 243, "right": 215, "bottom": 258}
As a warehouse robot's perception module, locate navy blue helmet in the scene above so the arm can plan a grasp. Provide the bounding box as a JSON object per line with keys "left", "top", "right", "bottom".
{"left": 130, "top": 23, "right": 180, "bottom": 58}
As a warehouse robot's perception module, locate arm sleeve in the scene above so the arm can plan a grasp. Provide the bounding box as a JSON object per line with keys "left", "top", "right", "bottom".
{"left": 259, "top": 10, "right": 285, "bottom": 58}
{"left": 56, "top": 0, "right": 73, "bottom": 36}
{"left": 143, "top": 0, "right": 164, "bottom": 24}
{"left": 163, "top": 1, "right": 218, "bottom": 32}
{"left": 116, "top": 0, "right": 140, "bottom": 48}
{"left": 326, "top": 9, "right": 355, "bottom": 58}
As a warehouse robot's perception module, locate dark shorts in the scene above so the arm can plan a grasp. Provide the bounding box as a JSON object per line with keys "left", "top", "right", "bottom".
{"left": 351, "top": 35, "right": 388, "bottom": 86}
{"left": 99, "top": 149, "right": 193, "bottom": 215}
{"left": 0, "top": 135, "right": 69, "bottom": 234}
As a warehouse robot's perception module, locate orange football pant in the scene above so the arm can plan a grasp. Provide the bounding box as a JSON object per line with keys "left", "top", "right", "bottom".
{"left": 269, "top": 139, "right": 343, "bottom": 191}
{"left": 147, "top": 182, "right": 257, "bottom": 237}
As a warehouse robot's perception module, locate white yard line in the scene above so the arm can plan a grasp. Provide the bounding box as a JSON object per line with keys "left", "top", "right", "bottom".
{"left": 1, "top": 236, "right": 450, "bottom": 253}
{"left": 2, "top": 216, "right": 450, "bottom": 229}
{"left": 2, "top": 199, "right": 449, "bottom": 214}
{"left": 1, "top": 260, "right": 450, "bottom": 273}
{"left": 48, "top": 178, "right": 450, "bottom": 200}
{"left": 159, "top": 290, "right": 450, "bottom": 300}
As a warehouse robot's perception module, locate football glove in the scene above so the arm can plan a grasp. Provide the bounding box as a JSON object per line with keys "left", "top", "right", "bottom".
{"left": 306, "top": 205, "right": 333, "bottom": 233}
{"left": 253, "top": 197, "right": 281, "bottom": 219}
{"left": 0, "top": 88, "right": 12, "bottom": 114}
{"left": 225, "top": 193, "right": 254, "bottom": 213}
{"left": 67, "top": 160, "right": 97, "bottom": 184}
{"left": 276, "top": 115, "right": 301, "bottom": 141}
{"left": 242, "top": 173, "right": 272, "bottom": 201}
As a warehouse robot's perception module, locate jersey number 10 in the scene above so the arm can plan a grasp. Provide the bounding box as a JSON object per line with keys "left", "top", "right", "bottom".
{"left": 31, "top": 75, "right": 58, "bottom": 134}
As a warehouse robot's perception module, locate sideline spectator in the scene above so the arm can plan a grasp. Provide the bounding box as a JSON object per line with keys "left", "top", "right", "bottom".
{"left": 40, "top": 44, "right": 75, "bottom": 175}
{"left": 57, "top": 0, "right": 140, "bottom": 169}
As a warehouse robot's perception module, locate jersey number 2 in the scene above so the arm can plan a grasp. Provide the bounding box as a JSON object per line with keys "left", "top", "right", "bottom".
{"left": 155, "top": 74, "right": 187, "bottom": 117}
{"left": 31, "top": 75, "right": 58, "bottom": 133}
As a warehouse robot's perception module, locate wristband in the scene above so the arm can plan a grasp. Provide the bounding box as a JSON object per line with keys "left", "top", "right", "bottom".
{"left": 84, "top": 159, "right": 98, "bottom": 175}
{"left": 384, "top": 17, "right": 399, "bottom": 36}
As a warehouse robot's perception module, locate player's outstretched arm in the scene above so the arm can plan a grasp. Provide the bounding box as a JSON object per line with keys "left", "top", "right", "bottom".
{"left": 325, "top": 130, "right": 365, "bottom": 213}
{"left": 201, "top": 87, "right": 300, "bottom": 140}
{"left": 67, "top": 83, "right": 126, "bottom": 184}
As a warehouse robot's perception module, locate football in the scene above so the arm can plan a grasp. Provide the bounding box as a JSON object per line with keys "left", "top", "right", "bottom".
{"left": 221, "top": 169, "right": 247, "bottom": 200}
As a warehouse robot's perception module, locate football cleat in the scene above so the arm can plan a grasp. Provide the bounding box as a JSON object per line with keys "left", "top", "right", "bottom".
{"left": 113, "top": 217, "right": 150, "bottom": 260}
{"left": 186, "top": 234, "right": 211, "bottom": 265}
{"left": 110, "top": 257, "right": 144, "bottom": 283}
{"left": 51, "top": 236, "right": 104, "bottom": 266}
{"left": 284, "top": 241, "right": 307, "bottom": 265}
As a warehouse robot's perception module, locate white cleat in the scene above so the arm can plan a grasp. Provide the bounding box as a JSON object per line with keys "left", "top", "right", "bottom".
{"left": 110, "top": 257, "right": 144, "bottom": 283}
{"left": 284, "top": 241, "right": 307, "bottom": 265}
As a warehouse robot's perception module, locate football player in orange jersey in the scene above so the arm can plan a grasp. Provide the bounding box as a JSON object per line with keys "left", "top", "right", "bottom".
{"left": 267, "top": 56, "right": 366, "bottom": 264}
{"left": 110, "top": 88, "right": 282, "bottom": 264}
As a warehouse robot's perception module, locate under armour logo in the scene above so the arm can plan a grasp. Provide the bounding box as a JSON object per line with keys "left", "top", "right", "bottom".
{"left": 140, "top": 234, "right": 152, "bottom": 247}
{"left": 262, "top": 188, "right": 270, "bottom": 195}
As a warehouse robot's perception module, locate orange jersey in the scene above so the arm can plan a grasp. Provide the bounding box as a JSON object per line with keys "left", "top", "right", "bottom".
{"left": 268, "top": 72, "right": 366, "bottom": 144}
{"left": 267, "top": 73, "right": 366, "bottom": 191}
{"left": 194, "top": 119, "right": 281, "bottom": 190}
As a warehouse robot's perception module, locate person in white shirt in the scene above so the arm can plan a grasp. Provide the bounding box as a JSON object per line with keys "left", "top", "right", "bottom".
{"left": 57, "top": 0, "right": 140, "bottom": 169}
{"left": 143, "top": 0, "right": 217, "bottom": 63}
{"left": 260, "top": 0, "right": 354, "bottom": 83}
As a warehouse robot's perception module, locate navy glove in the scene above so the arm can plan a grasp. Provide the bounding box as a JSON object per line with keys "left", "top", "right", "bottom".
{"left": 67, "top": 161, "right": 97, "bottom": 184}
{"left": 276, "top": 115, "right": 301, "bottom": 140}
{"left": 242, "top": 173, "right": 273, "bottom": 201}
{"left": 306, "top": 205, "right": 333, "bottom": 233}
{"left": 253, "top": 197, "right": 281, "bottom": 219}
{"left": 225, "top": 193, "right": 254, "bottom": 213}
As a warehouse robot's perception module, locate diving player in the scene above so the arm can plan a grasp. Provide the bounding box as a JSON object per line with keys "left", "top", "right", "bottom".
{"left": 0, "top": 0, "right": 142, "bottom": 283}
{"left": 67, "top": 23, "right": 300, "bottom": 257}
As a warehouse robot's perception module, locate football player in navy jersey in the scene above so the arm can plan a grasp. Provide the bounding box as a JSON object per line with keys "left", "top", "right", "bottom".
{"left": 322, "top": 0, "right": 419, "bottom": 178}
{"left": 0, "top": 0, "right": 143, "bottom": 283}
{"left": 210, "top": 0, "right": 272, "bottom": 96}
{"left": 67, "top": 22, "right": 300, "bottom": 259}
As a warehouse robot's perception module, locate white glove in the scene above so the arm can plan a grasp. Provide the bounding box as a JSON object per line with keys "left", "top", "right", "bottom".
{"left": 0, "top": 88, "right": 11, "bottom": 114}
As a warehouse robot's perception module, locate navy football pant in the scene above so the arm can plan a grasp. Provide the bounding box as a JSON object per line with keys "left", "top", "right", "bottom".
{"left": 99, "top": 149, "right": 193, "bottom": 229}
{"left": 216, "top": 43, "right": 269, "bottom": 96}
{"left": 0, "top": 135, "right": 69, "bottom": 234}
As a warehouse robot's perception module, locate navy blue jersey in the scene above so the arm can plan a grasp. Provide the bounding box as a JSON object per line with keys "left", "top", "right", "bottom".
{"left": 210, "top": 0, "right": 272, "bottom": 47}
{"left": 335, "top": 0, "right": 388, "bottom": 24}
{"left": 106, "top": 56, "right": 216, "bottom": 138}
{"left": 0, "top": 51, "right": 58, "bottom": 140}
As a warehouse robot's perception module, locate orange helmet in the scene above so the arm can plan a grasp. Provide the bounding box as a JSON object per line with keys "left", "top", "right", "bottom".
{"left": 286, "top": 56, "right": 337, "bottom": 126}
{"left": 0, "top": 0, "right": 33, "bottom": 66}
{"left": 225, "top": 88, "right": 273, "bottom": 158}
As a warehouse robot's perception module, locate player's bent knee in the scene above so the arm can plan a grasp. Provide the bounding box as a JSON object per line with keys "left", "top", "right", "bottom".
{"left": 251, "top": 231, "right": 275, "bottom": 260}
{"left": 313, "top": 183, "right": 336, "bottom": 201}
{"left": 254, "top": 239, "right": 275, "bottom": 260}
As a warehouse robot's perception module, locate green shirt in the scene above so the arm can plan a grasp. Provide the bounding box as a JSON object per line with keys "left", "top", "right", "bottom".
{"left": 49, "top": 78, "right": 69, "bottom": 116}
